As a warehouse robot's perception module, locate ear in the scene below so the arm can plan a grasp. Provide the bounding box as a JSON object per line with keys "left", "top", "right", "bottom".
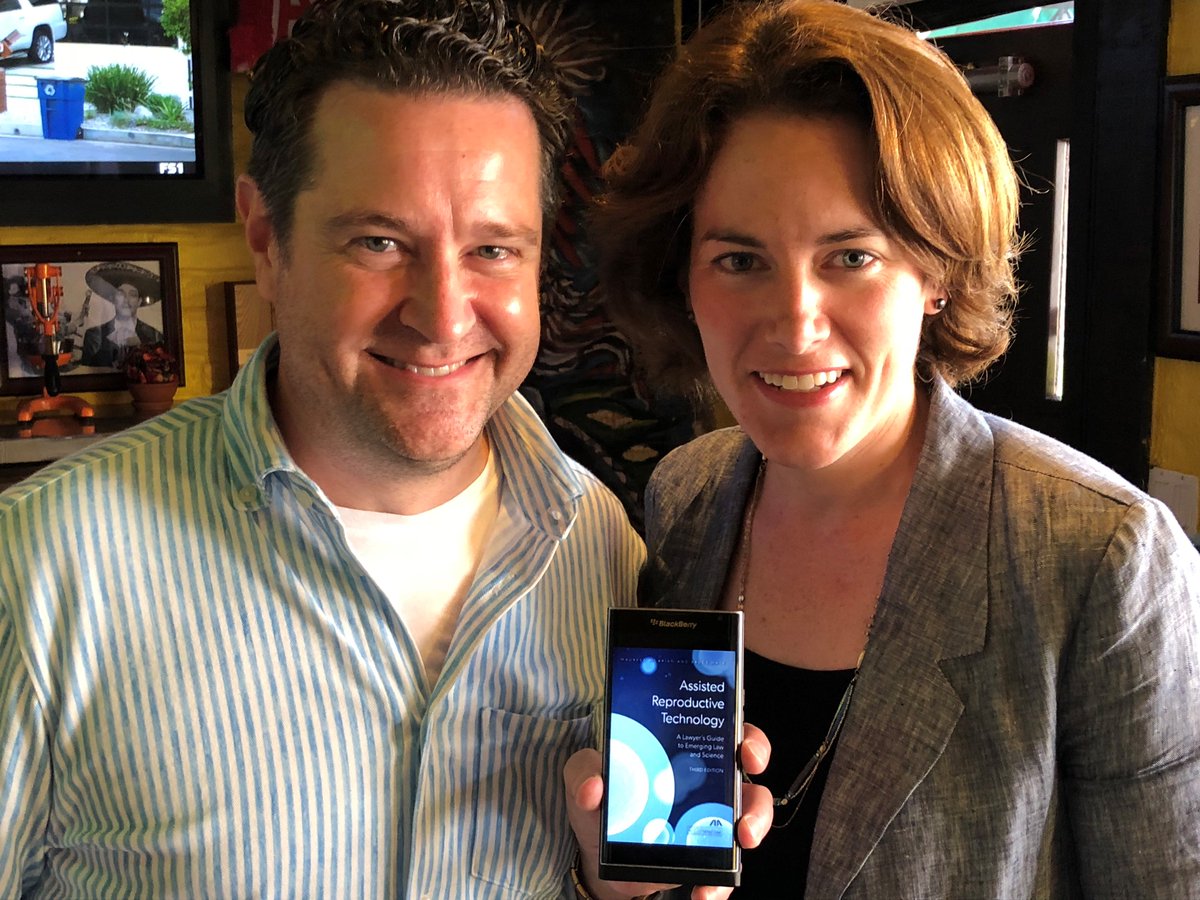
{"left": 237, "top": 175, "right": 281, "bottom": 304}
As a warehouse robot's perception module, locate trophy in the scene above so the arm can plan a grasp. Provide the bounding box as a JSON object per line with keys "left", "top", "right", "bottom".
{"left": 16, "top": 263, "right": 95, "bottom": 426}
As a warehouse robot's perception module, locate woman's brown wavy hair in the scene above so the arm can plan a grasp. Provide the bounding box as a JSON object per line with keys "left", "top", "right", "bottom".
{"left": 594, "top": 0, "right": 1021, "bottom": 397}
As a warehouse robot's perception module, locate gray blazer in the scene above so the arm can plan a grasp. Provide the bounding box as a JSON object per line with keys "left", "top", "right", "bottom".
{"left": 642, "top": 380, "right": 1200, "bottom": 899}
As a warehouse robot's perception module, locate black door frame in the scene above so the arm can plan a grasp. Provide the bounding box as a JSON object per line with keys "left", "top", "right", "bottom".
{"left": 1073, "top": 0, "right": 1169, "bottom": 487}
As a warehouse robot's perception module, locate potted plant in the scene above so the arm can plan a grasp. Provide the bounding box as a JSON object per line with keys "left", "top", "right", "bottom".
{"left": 123, "top": 341, "right": 178, "bottom": 415}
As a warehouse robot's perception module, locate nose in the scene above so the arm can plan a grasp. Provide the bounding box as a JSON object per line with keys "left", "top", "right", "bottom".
{"left": 398, "top": 255, "right": 477, "bottom": 343}
{"left": 768, "top": 269, "right": 829, "bottom": 352}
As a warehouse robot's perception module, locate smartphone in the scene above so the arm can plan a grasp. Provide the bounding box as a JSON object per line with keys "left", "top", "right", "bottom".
{"left": 599, "top": 607, "right": 744, "bottom": 887}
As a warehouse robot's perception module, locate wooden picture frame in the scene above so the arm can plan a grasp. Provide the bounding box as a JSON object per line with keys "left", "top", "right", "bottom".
{"left": 223, "top": 280, "right": 274, "bottom": 377}
{"left": 1, "top": 242, "right": 184, "bottom": 394}
{"left": 1158, "top": 77, "right": 1200, "bottom": 361}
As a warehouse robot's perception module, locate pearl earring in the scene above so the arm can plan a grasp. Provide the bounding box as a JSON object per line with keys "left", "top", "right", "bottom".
{"left": 933, "top": 298, "right": 947, "bottom": 312}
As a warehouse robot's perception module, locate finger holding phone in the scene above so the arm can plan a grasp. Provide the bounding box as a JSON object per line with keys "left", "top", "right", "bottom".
{"left": 565, "top": 609, "right": 773, "bottom": 900}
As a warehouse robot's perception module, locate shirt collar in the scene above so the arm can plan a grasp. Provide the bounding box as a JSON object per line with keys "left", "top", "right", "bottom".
{"left": 221, "top": 334, "right": 301, "bottom": 511}
{"left": 487, "top": 388, "right": 585, "bottom": 542}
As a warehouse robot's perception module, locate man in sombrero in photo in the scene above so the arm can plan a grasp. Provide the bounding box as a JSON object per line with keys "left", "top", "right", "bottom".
{"left": 80, "top": 261, "right": 165, "bottom": 369}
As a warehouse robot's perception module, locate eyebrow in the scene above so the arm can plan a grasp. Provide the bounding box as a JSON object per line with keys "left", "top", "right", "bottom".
{"left": 325, "top": 212, "right": 405, "bottom": 235}
{"left": 325, "top": 212, "right": 540, "bottom": 245}
{"left": 473, "top": 221, "right": 542, "bottom": 246}
{"left": 696, "top": 225, "right": 886, "bottom": 246}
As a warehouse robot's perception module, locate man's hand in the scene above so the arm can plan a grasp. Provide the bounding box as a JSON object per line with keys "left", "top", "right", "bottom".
{"left": 564, "top": 724, "right": 772, "bottom": 900}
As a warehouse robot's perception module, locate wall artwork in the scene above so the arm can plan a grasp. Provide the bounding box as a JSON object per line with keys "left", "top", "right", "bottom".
{"left": 514, "top": 0, "right": 699, "bottom": 532}
{"left": 223, "top": 280, "right": 274, "bottom": 378}
{"left": 1, "top": 243, "right": 183, "bottom": 395}
{"left": 1158, "top": 76, "right": 1200, "bottom": 361}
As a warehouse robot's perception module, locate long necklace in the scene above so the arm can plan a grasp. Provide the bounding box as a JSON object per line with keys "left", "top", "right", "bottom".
{"left": 736, "top": 457, "right": 870, "bottom": 830}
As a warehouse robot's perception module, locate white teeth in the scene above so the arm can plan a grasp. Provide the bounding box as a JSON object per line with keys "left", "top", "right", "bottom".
{"left": 403, "top": 360, "right": 467, "bottom": 377}
{"left": 369, "top": 351, "right": 470, "bottom": 376}
{"left": 759, "top": 370, "right": 842, "bottom": 392}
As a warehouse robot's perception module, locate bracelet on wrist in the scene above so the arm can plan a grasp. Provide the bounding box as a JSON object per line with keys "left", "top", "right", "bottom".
{"left": 568, "top": 860, "right": 597, "bottom": 900}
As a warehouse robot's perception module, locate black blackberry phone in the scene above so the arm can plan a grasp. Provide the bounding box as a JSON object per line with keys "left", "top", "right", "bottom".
{"left": 599, "top": 607, "right": 744, "bottom": 887}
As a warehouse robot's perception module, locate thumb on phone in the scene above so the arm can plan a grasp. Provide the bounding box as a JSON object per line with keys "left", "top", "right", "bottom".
{"left": 564, "top": 749, "right": 679, "bottom": 900}
{"left": 565, "top": 747, "right": 604, "bottom": 840}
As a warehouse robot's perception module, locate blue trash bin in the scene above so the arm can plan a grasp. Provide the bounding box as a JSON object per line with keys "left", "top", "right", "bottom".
{"left": 36, "top": 77, "right": 87, "bottom": 141}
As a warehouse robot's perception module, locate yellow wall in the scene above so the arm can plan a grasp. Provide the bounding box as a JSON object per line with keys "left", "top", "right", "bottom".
{"left": 1153, "top": 0, "right": 1200, "bottom": 531}
{"left": 0, "top": 76, "right": 256, "bottom": 417}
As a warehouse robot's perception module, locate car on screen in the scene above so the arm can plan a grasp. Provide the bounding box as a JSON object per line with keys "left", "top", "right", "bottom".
{"left": 0, "top": 0, "right": 68, "bottom": 64}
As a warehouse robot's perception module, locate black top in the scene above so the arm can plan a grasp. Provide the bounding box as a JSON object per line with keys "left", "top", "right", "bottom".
{"left": 734, "top": 650, "right": 855, "bottom": 897}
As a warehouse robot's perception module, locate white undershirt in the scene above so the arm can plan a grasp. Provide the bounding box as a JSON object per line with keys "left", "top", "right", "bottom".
{"left": 336, "top": 445, "right": 501, "bottom": 683}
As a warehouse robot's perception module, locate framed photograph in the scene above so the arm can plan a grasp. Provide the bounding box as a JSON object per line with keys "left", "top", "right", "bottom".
{"left": 223, "top": 280, "right": 274, "bottom": 377}
{"left": 1158, "top": 77, "right": 1200, "bottom": 361}
{"left": 1, "top": 243, "right": 183, "bottom": 395}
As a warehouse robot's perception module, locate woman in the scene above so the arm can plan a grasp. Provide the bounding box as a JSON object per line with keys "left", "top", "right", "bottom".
{"left": 587, "top": 1, "right": 1200, "bottom": 897}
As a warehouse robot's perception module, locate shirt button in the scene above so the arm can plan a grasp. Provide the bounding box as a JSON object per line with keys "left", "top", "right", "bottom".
{"left": 549, "top": 509, "right": 562, "bottom": 521}
{"left": 238, "top": 485, "right": 258, "bottom": 503}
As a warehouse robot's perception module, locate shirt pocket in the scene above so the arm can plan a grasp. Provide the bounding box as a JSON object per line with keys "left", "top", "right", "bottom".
{"left": 469, "top": 706, "right": 591, "bottom": 897}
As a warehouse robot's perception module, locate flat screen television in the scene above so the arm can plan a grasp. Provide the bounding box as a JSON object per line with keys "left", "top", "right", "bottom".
{"left": 0, "top": 0, "right": 234, "bottom": 224}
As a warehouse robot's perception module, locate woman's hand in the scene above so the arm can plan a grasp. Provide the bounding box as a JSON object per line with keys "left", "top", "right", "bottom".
{"left": 564, "top": 724, "right": 773, "bottom": 900}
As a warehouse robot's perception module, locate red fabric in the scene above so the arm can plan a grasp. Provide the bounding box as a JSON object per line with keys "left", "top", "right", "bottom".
{"left": 228, "top": 0, "right": 313, "bottom": 73}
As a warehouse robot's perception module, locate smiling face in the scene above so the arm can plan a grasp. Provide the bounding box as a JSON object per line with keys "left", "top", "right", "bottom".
{"left": 688, "top": 113, "right": 942, "bottom": 475}
{"left": 240, "top": 85, "right": 544, "bottom": 510}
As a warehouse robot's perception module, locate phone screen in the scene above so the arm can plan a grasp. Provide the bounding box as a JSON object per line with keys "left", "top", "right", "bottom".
{"left": 600, "top": 609, "right": 743, "bottom": 886}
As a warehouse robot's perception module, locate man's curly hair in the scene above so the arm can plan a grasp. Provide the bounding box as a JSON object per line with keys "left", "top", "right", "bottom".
{"left": 244, "top": 0, "right": 571, "bottom": 250}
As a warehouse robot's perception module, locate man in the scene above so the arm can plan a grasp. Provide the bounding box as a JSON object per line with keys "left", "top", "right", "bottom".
{"left": 80, "top": 264, "right": 165, "bottom": 369}
{"left": 0, "top": 2, "right": 648, "bottom": 895}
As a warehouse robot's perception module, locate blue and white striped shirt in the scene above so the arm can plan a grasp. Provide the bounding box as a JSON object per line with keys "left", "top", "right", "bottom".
{"left": 0, "top": 338, "right": 644, "bottom": 899}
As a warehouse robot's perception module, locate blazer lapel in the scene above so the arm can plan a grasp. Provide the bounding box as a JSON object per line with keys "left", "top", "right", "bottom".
{"left": 644, "top": 432, "right": 761, "bottom": 612}
{"left": 805, "top": 382, "right": 995, "bottom": 898}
